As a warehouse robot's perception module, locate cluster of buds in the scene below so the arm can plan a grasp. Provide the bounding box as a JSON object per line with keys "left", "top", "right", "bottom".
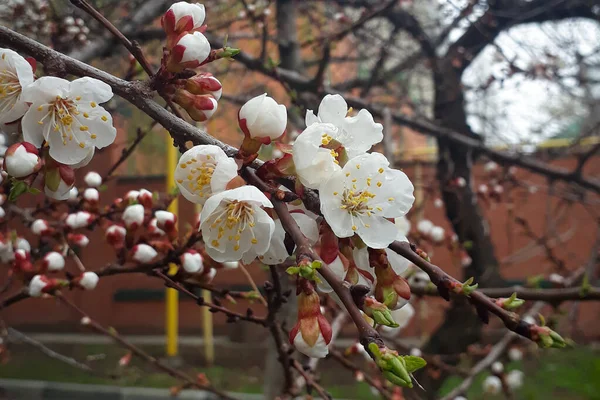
{"left": 367, "top": 343, "right": 426, "bottom": 388}
{"left": 159, "top": 3, "right": 233, "bottom": 123}
{"left": 416, "top": 218, "right": 446, "bottom": 244}
{"left": 52, "top": 15, "right": 90, "bottom": 51}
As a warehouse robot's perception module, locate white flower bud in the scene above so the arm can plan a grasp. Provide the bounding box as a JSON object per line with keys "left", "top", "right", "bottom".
{"left": 132, "top": 244, "right": 158, "bottom": 264}
{"left": 44, "top": 251, "right": 65, "bottom": 271}
{"left": 78, "top": 272, "right": 99, "bottom": 290}
{"left": 29, "top": 275, "right": 49, "bottom": 297}
{"left": 506, "top": 370, "right": 524, "bottom": 389}
{"left": 238, "top": 93, "right": 287, "bottom": 142}
{"left": 482, "top": 375, "right": 502, "bottom": 395}
{"left": 181, "top": 250, "right": 203, "bottom": 273}
{"left": 508, "top": 347, "right": 523, "bottom": 361}
{"left": 491, "top": 361, "right": 504, "bottom": 374}
{"left": 83, "top": 188, "right": 99, "bottom": 202}
{"left": 84, "top": 171, "right": 102, "bottom": 187}
{"left": 430, "top": 226, "right": 445, "bottom": 243}
{"left": 3, "top": 142, "right": 42, "bottom": 178}
{"left": 417, "top": 219, "right": 434, "bottom": 236}
{"left": 31, "top": 219, "right": 51, "bottom": 236}
{"left": 122, "top": 204, "right": 145, "bottom": 230}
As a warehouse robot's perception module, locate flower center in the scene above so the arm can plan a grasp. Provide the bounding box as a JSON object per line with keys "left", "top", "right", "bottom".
{"left": 178, "top": 157, "right": 216, "bottom": 198}
{"left": 340, "top": 189, "right": 375, "bottom": 217}
{"left": 209, "top": 200, "right": 258, "bottom": 251}
{"left": 0, "top": 68, "right": 21, "bottom": 114}
{"left": 320, "top": 134, "right": 346, "bottom": 166}
{"left": 36, "top": 96, "right": 91, "bottom": 147}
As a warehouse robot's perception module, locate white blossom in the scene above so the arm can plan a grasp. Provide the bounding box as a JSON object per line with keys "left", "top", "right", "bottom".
{"left": 260, "top": 212, "right": 318, "bottom": 265}
{"left": 491, "top": 361, "right": 504, "bottom": 374}
{"left": 430, "top": 226, "right": 445, "bottom": 243}
{"left": 21, "top": 76, "right": 116, "bottom": 165}
{"left": 238, "top": 93, "right": 287, "bottom": 142}
{"left": 84, "top": 171, "right": 102, "bottom": 187}
{"left": 200, "top": 185, "right": 275, "bottom": 263}
{"left": 43, "top": 251, "right": 65, "bottom": 271}
{"left": 132, "top": 244, "right": 158, "bottom": 264}
{"left": 410, "top": 348, "right": 422, "bottom": 357}
{"left": 482, "top": 376, "right": 502, "bottom": 395}
{"left": 0, "top": 48, "right": 34, "bottom": 124}
{"left": 417, "top": 219, "right": 434, "bottom": 236}
{"left": 175, "top": 144, "right": 238, "bottom": 206}
{"left": 122, "top": 204, "right": 145, "bottom": 230}
{"left": 293, "top": 94, "right": 383, "bottom": 189}
{"left": 319, "top": 152, "right": 414, "bottom": 248}
{"left": 506, "top": 370, "right": 524, "bottom": 389}
{"left": 508, "top": 347, "right": 523, "bottom": 361}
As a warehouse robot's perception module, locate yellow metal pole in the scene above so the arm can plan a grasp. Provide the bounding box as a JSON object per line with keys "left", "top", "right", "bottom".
{"left": 166, "top": 134, "right": 179, "bottom": 357}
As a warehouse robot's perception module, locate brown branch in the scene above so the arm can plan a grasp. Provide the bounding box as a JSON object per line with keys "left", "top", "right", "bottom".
{"left": 55, "top": 292, "right": 236, "bottom": 400}
{"left": 153, "top": 270, "right": 267, "bottom": 326}
{"left": 328, "top": 350, "right": 392, "bottom": 400}
{"left": 271, "top": 199, "right": 384, "bottom": 350}
{"left": 291, "top": 359, "right": 331, "bottom": 399}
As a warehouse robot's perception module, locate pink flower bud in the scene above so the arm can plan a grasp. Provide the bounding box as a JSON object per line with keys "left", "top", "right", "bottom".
{"left": 84, "top": 171, "right": 102, "bottom": 187}
{"left": 67, "top": 233, "right": 89, "bottom": 248}
{"left": 181, "top": 249, "right": 203, "bottom": 273}
{"left": 155, "top": 210, "right": 177, "bottom": 232}
{"left": 76, "top": 271, "right": 99, "bottom": 290}
{"left": 124, "top": 190, "right": 140, "bottom": 203}
{"left": 105, "top": 225, "right": 126, "bottom": 249}
{"left": 148, "top": 218, "right": 166, "bottom": 237}
{"left": 28, "top": 275, "right": 56, "bottom": 297}
{"left": 65, "top": 211, "right": 93, "bottom": 229}
{"left": 14, "top": 249, "right": 33, "bottom": 274}
{"left": 3, "top": 142, "right": 41, "bottom": 178}
{"left": 43, "top": 251, "right": 65, "bottom": 271}
{"left": 15, "top": 237, "right": 30, "bottom": 252}
{"left": 173, "top": 89, "right": 218, "bottom": 122}
{"left": 184, "top": 72, "right": 222, "bottom": 100}
{"left": 122, "top": 204, "right": 145, "bottom": 230}
{"left": 31, "top": 219, "right": 53, "bottom": 236}
{"left": 131, "top": 244, "right": 158, "bottom": 264}
{"left": 166, "top": 31, "right": 211, "bottom": 72}
{"left": 238, "top": 93, "right": 287, "bottom": 144}
{"left": 138, "top": 189, "right": 153, "bottom": 208}
{"left": 83, "top": 188, "right": 99, "bottom": 203}
{"left": 289, "top": 288, "right": 332, "bottom": 358}
{"left": 161, "top": 2, "right": 206, "bottom": 48}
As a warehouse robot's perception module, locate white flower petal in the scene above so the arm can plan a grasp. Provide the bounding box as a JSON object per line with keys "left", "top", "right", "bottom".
{"left": 317, "top": 94, "right": 347, "bottom": 127}
{"left": 69, "top": 77, "right": 113, "bottom": 103}
{"left": 21, "top": 76, "right": 70, "bottom": 103}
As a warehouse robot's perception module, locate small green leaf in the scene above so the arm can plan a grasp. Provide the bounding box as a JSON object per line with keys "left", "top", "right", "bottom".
{"left": 538, "top": 313, "right": 546, "bottom": 327}
{"left": 27, "top": 187, "right": 41, "bottom": 195}
{"left": 286, "top": 267, "right": 299, "bottom": 275}
{"left": 402, "top": 356, "right": 427, "bottom": 373}
{"left": 9, "top": 180, "right": 29, "bottom": 201}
